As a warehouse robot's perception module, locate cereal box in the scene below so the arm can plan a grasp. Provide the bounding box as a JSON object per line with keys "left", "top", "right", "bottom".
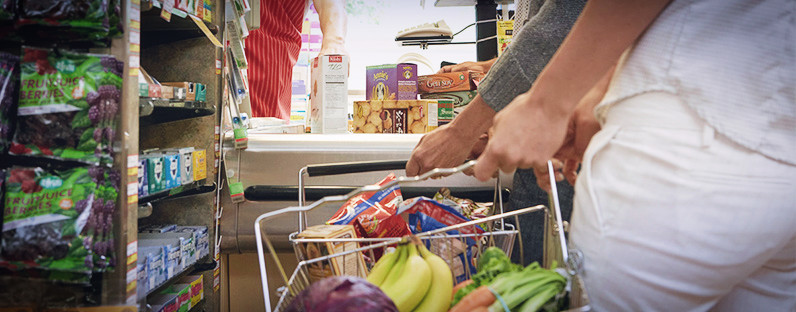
{"left": 296, "top": 225, "right": 368, "bottom": 283}
{"left": 418, "top": 71, "right": 484, "bottom": 94}
{"left": 366, "top": 63, "right": 418, "bottom": 100}
{"left": 353, "top": 100, "right": 443, "bottom": 134}
{"left": 310, "top": 54, "right": 349, "bottom": 134}
{"left": 192, "top": 149, "right": 207, "bottom": 181}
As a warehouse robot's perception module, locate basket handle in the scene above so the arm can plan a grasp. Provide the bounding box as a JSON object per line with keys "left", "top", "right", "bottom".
{"left": 304, "top": 160, "right": 408, "bottom": 177}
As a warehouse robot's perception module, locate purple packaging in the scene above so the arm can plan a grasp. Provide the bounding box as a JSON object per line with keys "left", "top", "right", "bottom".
{"left": 138, "top": 158, "right": 149, "bottom": 197}
{"left": 366, "top": 63, "right": 417, "bottom": 100}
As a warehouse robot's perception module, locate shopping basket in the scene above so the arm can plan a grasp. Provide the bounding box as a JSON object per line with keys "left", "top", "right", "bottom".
{"left": 254, "top": 160, "right": 590, "bottom": 312}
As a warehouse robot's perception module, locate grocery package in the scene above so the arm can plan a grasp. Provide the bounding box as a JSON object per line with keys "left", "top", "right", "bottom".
{"left": 163, "top": 151, "right": 181, "bottom": 189}
{"left": 1, "top": 167, "right": 98, "bottom": 273}
{"left": 285, "top": 276, "right": 398, "bottom": 312}
{"left": 352, "top": 100, "right": 445, "bottom": 134}
{"left": 138, "top": 245, "right": 166, "bottom": 291}
{"left": 419, "top": 90, "right": 477, "bottom": 115}
{"left": 178, "top": 147, "right": 194, "bottom": 185}
{"left": 327, "top": 173, "right": 410, "bottom": 239}
{"left": 138, "top": 158, "right": 149, "bottom": 197}
{"left": 497, "top": 20, "right": 514, "bottom": 56}
{"left": 178, "top": 274, "right": 204, "bottom": 307}
{"left": 89, "top": 166, "right": 120, "bottom": 271}
{"left": 450, "top": 247, "right": 567, "bottom": 312}
{"left": 366, "top": 63, "right": 418, "bottom": 101}
{"left": 146, "top": 154, "right": 167, "bottom": 194}
{"left": 161, "top": 82, "right": 202, "bottom": 102}
{"left": 433, "top": 187, "right": 493, "bottom": 220}
{"left": 15, "top": 0, "right": 120, "bottom": 42}
{"left": 160, "top": 283, "right": 192, "bottom": 312}
{"left": 295, "top": 224, "right": 367, "bottom": 283}
{"left": 174, "top": 225, "right": 209, "bottom": 259}
{"left": 11, "top": 47, "right": 122, "bottom": 165}
{"left": 0, "top": 52, "right": 19, "bottom": 156}
{"left": 417, "top": 71, "right": 484, "bottom": 94}
{"left": 436, "top": 99, "right": 454, "bottom": 126}
{"left": 309, "top": 54, "right": 349, "bottom": 134}
{"left": 367, "top": 238, "right": 453, "bottom": 312}
{"left": 192, "top": 148, "right": 207, "bottom": 181}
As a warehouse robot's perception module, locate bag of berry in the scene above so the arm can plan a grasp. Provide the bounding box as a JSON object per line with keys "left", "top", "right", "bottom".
{"left": 16, "top": 0, "right": 111, "bottom": 42}
{"left": 1, "top": 167, "right": 97, "bottom": 273}
{"left": 11, "top": 47, "right": 122, "bottom": 165}
{"left": 0, "top": 52, "right": 19, "bottom": 156}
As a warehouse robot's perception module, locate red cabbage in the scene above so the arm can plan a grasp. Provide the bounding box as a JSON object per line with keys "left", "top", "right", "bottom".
{"left": 285, "top": 276, "right": 398, "bottom": 312}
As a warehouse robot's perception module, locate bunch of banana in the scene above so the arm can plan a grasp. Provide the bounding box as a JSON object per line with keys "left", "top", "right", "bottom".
{"left": 367, "top": 237, "right": 453, "bottom": 312}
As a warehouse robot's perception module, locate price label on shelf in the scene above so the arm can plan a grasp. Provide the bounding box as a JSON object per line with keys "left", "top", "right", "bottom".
{"left": 161, "top": 0, "right": 175, "bottom": 21}
{"left": 233, "top": 128, "right": 248, "bottom": 150}
{"left": 228, "top": 181, "right": 245, "bottom": 203}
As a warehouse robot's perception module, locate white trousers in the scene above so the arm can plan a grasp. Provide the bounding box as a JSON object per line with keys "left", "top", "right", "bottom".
{"left": 569, "top": 92, "right": 796, "bottom": 311}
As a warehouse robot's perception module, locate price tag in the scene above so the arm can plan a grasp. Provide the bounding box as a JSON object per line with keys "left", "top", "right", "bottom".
{"left": 160, "top": 0, "right": 174, "bottom": 21}
{"left": 233, "top": 128, "right": 248, "bottom": 150}
{"left": 228, "top": 181, "right": 245, "bottom": 203}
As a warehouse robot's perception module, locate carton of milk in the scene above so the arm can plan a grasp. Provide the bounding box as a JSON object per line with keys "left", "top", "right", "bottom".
{"left": 309, "top": 54, "right": 349, "bottom": 134}
{"left": 147, "top": 154, "right": 167, "bottom": 194}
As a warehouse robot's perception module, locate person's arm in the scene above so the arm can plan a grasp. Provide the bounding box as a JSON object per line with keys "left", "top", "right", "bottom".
{"left": 438, "top": 58, "right": 496, "bottom": 74}
{"left": 474, "top": 0, "right": 672, "bottom": 181}
{"left": 314, "top": 0, "right": 347, "bottom": 56}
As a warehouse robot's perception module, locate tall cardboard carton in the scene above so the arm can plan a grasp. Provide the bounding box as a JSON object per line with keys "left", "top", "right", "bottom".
{"left": 310, "top": 55, "right": 349, "bottom": 133}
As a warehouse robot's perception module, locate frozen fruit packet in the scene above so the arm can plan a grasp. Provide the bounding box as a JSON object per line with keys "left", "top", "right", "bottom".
{"left": 1, "top": 166, "right": 97, "bottom": 273}
{"left": 0, "top": 52, "right": 19, "bottom": 156}
{"left": 11, "top": 47, "right": 122, "bottom": 165}
{"left": 16, "top": 0, "right": 111, "bottom": 42}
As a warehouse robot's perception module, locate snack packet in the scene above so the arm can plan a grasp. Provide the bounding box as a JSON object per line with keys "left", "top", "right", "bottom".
{"left": 433, "top": 187, "right": 493, "bottom": 220}
{"left": 398, "top": 197, "right": 486, "bottom": 236}
{"left": 0, "top": 52, "right": 19, "bottom": 156}
{"left": 1, "top": 167, "right": 97, "bottom": 273}
{"left": 11, "top": 47, "right": 122, "bottom": 165}
{"left": 327, "top": 173, "right": 410, "bottom": 239}
{"left": 16, "top": 0, "right": 111, "bottom": 42}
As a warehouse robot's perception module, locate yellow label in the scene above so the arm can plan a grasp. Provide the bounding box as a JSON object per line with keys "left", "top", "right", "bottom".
{"left": 192, "top": 149, "right": 207, "bottom": 180}
{"left": 189, "top": 15, "right": 222, "bottom": 48}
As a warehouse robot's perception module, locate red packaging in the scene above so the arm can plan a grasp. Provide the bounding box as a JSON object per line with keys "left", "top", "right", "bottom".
{"left": 398, "top": 197, "right": 485, "bottom": 236}
{"left": 327, "top": 174, "right": 411, "bottom": 239}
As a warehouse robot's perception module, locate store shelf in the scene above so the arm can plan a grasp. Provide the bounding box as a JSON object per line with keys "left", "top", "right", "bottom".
{"left": 138, "top": 180, "right": 216, "bottom": 211}
{"left": 139, "top": 98, "right": 215, "bottom": 125}
{"left": 140, "top": 3, "right": 219, "bottom": 46}
{"left": 140, "top": 255, "right": 213, "bottom": 300}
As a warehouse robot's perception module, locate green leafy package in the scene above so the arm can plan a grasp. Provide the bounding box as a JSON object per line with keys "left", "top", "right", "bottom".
{"left": 1, "top": 167, "right": 96, "bottom": 273}
{"left": 11, "top": 47, "right": 122, "bottom": 165}
{"left": 16, "top": 0, "right": 111, "bottom": 42}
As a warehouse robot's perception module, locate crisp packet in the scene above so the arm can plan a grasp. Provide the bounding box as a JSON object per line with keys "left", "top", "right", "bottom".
{"left": 433, "top": 187, "right": 493, "bottom": 220}
{"left": 398, "top": 197, "right": 485, "bottom": 235}
{"left": 327, "top": 173, "right": 411, "bottom": 239}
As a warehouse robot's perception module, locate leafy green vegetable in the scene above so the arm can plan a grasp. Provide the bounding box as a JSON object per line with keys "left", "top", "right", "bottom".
{"left": 452, "top": 247, "right": 523, "bottom": 306}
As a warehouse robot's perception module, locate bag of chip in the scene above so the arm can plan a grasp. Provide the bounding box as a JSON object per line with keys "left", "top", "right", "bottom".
{"left": 327, "top": 173, "right": 411, "bottom": 239}
{"left": 1, "top": 167, "right": 97, "bottom": 273}
{"left": 0, "top": 52, "right": 19, "bottom": 156}
{"left": 11, "top": 47, "right": 122, "bottom": 165}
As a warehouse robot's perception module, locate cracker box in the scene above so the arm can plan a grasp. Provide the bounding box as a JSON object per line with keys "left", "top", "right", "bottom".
{"left": 146, "top": 154, "right": 167, "bottom": 194}
{"left": 192, "top": 149, "right": 207, "bottom": 181}
{"left": 138, "top": 158, "right": 149, "bottom": 197}
{"left": 353, "top": 100, "right": 445, "bottom": 133}
{"left": 163, "top": 152, "right": 181, "bottom": 189}
{"left": 309, "top": 54, "right": 349, "bottom": 134}
{"left": 296, "top": 225, "right": 368, "bottom": 283}
{"left": 366, "top": 63, "right": 418, "bottom": 101}
{"left": 418, "top": 71, "right": 484, "bottom": 94}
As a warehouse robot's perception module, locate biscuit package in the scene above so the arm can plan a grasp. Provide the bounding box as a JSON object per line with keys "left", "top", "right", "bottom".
{"left": 352, "top": 100, "right": 450, "bottom": 134}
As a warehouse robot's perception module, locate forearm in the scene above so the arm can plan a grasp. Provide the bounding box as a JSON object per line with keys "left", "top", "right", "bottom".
{"left": 528, "top": 0, "right": 671, "bottom": 117}
{"left": 314, "top": 0, "right": 347, "bottom": 51}
{"left": 448, "top": 95, "right": 495, "bottom": 138}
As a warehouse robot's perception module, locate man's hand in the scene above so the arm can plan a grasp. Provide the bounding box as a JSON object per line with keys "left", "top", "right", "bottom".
{"left": 406, "top": 124, "right": 482, "bottom": 176}
{"left": 438, "top": 59, "right": 496, "bottom": 74}
{"left": 473, "top": 92, "right": 571, "bottom": 181}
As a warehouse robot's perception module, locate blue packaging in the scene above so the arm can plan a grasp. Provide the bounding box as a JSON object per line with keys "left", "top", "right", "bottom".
{"left": 138, "top": 158, "right": 149, "bottom": 197}
{"left": 163, "top": 152, "right": 181, "bottom": 189}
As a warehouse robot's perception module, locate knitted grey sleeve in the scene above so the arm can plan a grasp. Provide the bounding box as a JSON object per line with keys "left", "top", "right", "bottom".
{"left": 478, "top": 0, "right": 586, "bottom": 112}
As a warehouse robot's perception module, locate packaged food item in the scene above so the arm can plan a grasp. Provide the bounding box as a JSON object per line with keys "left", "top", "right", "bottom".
{"left": 366, "top": 63, "right": 418, "bottom": 100}
{"left": 0, "top": 52, "right": 19, "bottom": 156}
{"left": 419, "top": 90, "right": 478, "bottom": 115}
{"left": 418, "top": 71, "right": 484, "bottom": 94}
{"left": 433, "top": 187, "right": 493, "bottom": 220}
{"left": 146, "top": 154, "right": 167, "bottom": 194}
{"left": 138, "top": 158, "right": 149, "bottom": 197}
{"left": 174, "top": 226, "right": 209, "bottom": 259}
{"left": 149, "top": 292, "right": 179, "bottom": 312}
{"left": 192, "top": 148, "right": 206, "bottom": 181}
{"left": 160, "top": 283, "right": 192, "bottom": 312}
{"left": 352, "top": 100, "right": 442, "bottom": 134}
{"left": 1, "top": 167, "right": 97, "bottom": 273}
{"left": 89, "top": 166, "right": 119, "bottom": 271}
{"left": 12, "top": 47, "right": 122, "bottom": 165}
{"left": 16, "top": 0, "right": 112, "bottom": 41}
{"left": 163, "top": 152, "right": 181, "bottom": 189}
{"left": 398, "top": 197, "right": 485, "bottom": 236}
{"left": 327, "top": 173, "right": 410, "bottom": 239}
{"left": 178, "top": 275, "right": 204, "bottom": 307}
{"left": 162, "top": 82, "right": 196, "bottom": 101}
{"left": 497, "top": 20, "right": 514, "bottom": 56}
{"left": 295, "top": 224, "right": 368, "bottom": 283}
{"left": 178, "top": 147, "right": 194, "bottom": 185}
{"left": 436, "top": 99, "right": 454, "bottom": 126}
{"left": 310, "top": 54, "right": 349, "bottom": 134}
{"left": 194, "top": 83, "right": 207, "bottom": 102}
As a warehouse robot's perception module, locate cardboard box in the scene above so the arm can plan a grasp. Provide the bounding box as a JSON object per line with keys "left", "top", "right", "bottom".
{"left": 192, "top": 149, "right": 207, "bottom": 181}
{"left": 309, "top": 54, "right": 349, "bottom": 134}
{"left": 437, "top": 99, "right": 455, "bottom": 126}
{"left": 149, "top": 293, "right": 179, "bottom": 312}
{"left": 161, "top": 85, "right": 174, "bottom": 100}
{"left": 296, "top": 225, "right": 368, "bottom": 283}
{"left": 160, "top": 283, "right": 192, "bottom": 312}
{"left": 162, "top": 82, "right": 196, "bottom": 101}
{"left": 146, "top": 154, "right": 167, "bottom": 194}
{"left": 195, "top": 83, "right": 207, "bottom": 102}
{"left": 138, "top": 158, "right": 149, "bottom": 197}
{"left": 419, "top": 90, "right": 478, "bottom": 114}
{"left": 418, "top": 71, "right": 484, "bottom": 94}
{"left": 178, "top": 275, "right": 204, "bottom": 307}
{"left": 352, "top": 100, "right": 444, "bottom": 133}
{"left": 139, "top": 68, "right": 163, "bottom": 98}
{"left": 366, "top": 63, "right": 418, "bottom": 100}
{"left": 179, "top": 147, "right": 194, "bottom": 185}
{"left": 163, "top": 152, "right": 181, "bottom": 189}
